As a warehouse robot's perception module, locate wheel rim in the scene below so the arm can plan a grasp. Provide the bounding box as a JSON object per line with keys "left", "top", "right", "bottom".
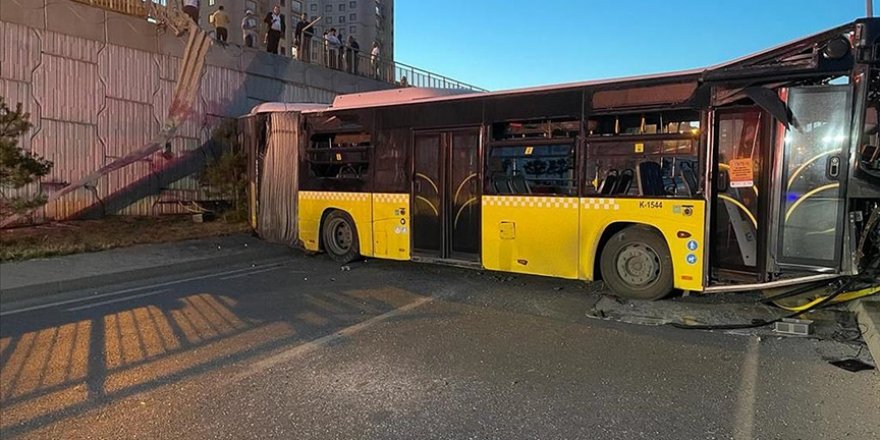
{"left": 325, "top": 218, "right": 353, "bottom": 255}
{"left": 615, "top": 243, "right": 661, "bottom": 287}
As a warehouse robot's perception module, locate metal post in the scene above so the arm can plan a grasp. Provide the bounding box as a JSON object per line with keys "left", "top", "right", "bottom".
{"left": 869, "top": 0, "right": 874, "bottom": 17}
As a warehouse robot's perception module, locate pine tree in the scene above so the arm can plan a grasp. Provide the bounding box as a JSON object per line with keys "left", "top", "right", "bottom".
{"left": 0, "top": 96, "right": 53, "bottom": 220}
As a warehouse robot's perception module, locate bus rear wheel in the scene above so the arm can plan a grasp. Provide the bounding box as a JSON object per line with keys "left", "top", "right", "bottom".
{"left": 600, "top": 226, "right": 673, "bottom": 301}
{"left": 321, "top": 210, "right": 360, "bottom": 264}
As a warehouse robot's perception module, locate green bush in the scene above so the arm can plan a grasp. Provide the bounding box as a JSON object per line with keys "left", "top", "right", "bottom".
{"left": 200, "top": 120, "right": 247, "bottom": 222}
{"left": 0, "top": 97, "right": 53, "bottom": 221}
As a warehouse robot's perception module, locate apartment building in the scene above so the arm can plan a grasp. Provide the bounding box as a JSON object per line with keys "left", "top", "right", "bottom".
{"left": 297, "top": 0, "right": 393, "bottom": 61}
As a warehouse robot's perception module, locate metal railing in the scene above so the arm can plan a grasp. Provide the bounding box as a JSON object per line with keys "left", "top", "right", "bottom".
{"left": 69, "top": 0, "right": 487, "bottom": 92}
{"left": 292, "top": 38, "right": 486, "bottom": 91}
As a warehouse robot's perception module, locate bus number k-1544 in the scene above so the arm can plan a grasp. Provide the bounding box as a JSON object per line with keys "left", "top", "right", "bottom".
{"left": 639, "top": 201, "right": 663, "bottom": 209}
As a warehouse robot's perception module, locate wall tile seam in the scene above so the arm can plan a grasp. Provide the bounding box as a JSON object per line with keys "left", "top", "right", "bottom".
{"left": 38, "top": 117, "right": 99, "bottom": 127}
{"left": 27, "top": 25, "right": 43, "bottom": 154}
{"left": 95, "top": 35, "right": 110, "bottom": 167}
{"left": 150, "top": 52, "right": 164, "bottom": 128}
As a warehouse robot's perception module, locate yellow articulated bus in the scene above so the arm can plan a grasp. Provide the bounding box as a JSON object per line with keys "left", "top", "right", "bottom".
{"left": 245, "top": 18, "right": 880, "bottom": 300}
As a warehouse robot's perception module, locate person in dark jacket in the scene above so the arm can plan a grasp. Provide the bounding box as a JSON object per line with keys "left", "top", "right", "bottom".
{"left": 346, "top": 36, "right": 360, "bottom": 74}
{"left": 182, "top": 0, "right": 200, "bottom": 23}
{"left": 294, "top": 13, "right": 311, "bottom": 61}
{"left": 264, "top": 5, "right": 285, "bottom": 55}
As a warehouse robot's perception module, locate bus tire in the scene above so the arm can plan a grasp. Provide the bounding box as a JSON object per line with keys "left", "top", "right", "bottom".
{"left": 321, "top": 210, "right": 360, "bottom": 264}
{"left": 599, "top": 226, "right": 673, "bottom": 301}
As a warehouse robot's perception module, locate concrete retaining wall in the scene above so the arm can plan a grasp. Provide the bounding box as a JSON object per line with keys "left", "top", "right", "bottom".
{"left": 0, "top": 0, "right": 390, "bottom": 220}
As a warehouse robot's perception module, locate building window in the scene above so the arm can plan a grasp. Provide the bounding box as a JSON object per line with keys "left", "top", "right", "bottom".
{"left": 291, "top": 0, "right": 302, "bottom": 13}
{"left": 310, "top": 4, "right": 317, "bottom": 11}
{"left": 209, "top": 0, "right": 215, "bottom": 6}
{"left": 349, "top": 13, "right": 356, "bottom": 21}
{"left": 349, "top": 25, "right": 356, "bottom": 34}
{"left": 339, "top": 4, "right": 345, "bottom": 11}
{"left": 326, "top": 17, "right": 332, "bottom": 24}
{"left": 339, "top": 16, "right": 345, "bottom": 23}
{"left": 350, "top": 1, "right": 356, "bottom": 8}
{"left": 325, "top": 4, "right": 332, "bottom": 12}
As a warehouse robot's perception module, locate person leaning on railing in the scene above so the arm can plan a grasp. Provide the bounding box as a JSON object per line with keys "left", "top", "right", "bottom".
{"left": 370, "top": 42, "right": 381, "bottom": 80}
{"left": 325, "top": 28, "right": 341, "bottom": 69}
{"left": 345, "top": 36, "right": 360, "bottom": 74}
{"left": 294, "top": 13, "right": 313, "bottom": 62}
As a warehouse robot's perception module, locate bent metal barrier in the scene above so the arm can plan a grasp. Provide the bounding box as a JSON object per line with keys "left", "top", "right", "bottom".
{"left": 0, "top": 21, "right": 211, "bottom": 227}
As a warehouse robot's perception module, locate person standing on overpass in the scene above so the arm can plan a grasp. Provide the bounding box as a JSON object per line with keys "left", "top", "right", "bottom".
{"left": 264, "top": 5, "right": 285, "bottom": 55}
{"left": 241, "top": 9, "right": 258, "bottom": 48}
{"left": 294, "top": 13, "right": 313, "bottom": 62}
{"left": 209, "top": 6, "right": 229, "bottom": 43}
{"left": 182, "top": 0, "right": 199, "bottom": 24}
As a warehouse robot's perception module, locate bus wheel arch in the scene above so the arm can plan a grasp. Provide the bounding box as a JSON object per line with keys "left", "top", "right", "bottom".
{"left": 596, "top": 223, "right": 674, "bottom": 301}
{"left": 320, "top": 209, "right": 361, "bottom": 263}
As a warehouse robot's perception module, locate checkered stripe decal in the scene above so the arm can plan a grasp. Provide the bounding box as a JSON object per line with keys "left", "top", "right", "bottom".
{"left": 299, "top": 191, "right": 370, "bottom": 202}
{"left": 582, "top": 198, "right": 620, "bottom": 210}
{"left": 373, "top": 193, "right": 408, "bottom": 204}
{"left": 482, "top": 196, "right": 579, "bottom": 209}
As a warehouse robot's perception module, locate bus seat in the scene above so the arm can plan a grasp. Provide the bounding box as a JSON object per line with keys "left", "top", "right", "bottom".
{"left": 510, "top": 173, "right": 532, "bottom": 194}
{"left": 679, "top": 162, "right": 699, "bottom": 196}
{"left": 637, "top": 161, "right": 666, "bottom": 196}
{"left": 598, "top": 170, "right": 618, "bottom": 195}
{"left": 492, "top": 173, "right": 513, "bottom": 194}
{"left": 612, "top": 169, "right": 634, "bottom": 195}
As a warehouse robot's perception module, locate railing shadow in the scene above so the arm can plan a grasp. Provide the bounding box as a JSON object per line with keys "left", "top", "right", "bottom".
{"left": 0, "top": 266, "right": 435, "bottom": 438}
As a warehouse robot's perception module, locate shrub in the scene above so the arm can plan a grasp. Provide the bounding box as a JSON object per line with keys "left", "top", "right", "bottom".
{"left": 0, "top": 97, "right": 53, "bottom": 222}
{"left": 200, "top": 120, "right": 247, "bottom": 221}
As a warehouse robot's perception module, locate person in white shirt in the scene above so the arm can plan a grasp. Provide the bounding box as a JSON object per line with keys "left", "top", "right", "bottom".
{"left": 370, "top": 42, "right": 381, "bottom": 79}
{"left": 325, "top": 28, "right": 341, "bottom": 69}
{"left": 182, "top": 0, "right": 199, "bottom": 24}
{"left": 263, "top": 5, "right": 285, "bottom": 55}
{"left": 241, "top": 9, "right": 258, "bottom": 48}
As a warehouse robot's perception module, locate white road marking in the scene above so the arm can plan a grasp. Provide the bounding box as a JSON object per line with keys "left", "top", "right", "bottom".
{"left": 229, "top": 295, "right": 435, "bottom": 383}
{"left": 65, "top": 289, "right": 172, "bottom": 312}
{"left": 219, "top": 266, "right": 286, "bottom": 280}
{"left": 0, "top": 262, "right": 286, "bottom": 317}
{"left": 733, "top": 336, "right": 760, "bottom": 440}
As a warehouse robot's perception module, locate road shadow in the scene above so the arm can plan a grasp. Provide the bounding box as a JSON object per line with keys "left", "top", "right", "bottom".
{"left": 0, "top": 256, "right": 448, "bottom": 438}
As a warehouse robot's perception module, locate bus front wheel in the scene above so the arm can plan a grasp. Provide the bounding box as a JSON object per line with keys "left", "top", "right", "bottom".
{"left": 321, "top": 210, "right": 360, "bottom": 264}
{"left": 599, "top": 226, "right": 673, "bottom": 301}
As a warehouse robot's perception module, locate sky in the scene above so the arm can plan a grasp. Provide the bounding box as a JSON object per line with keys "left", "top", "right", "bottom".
{"left": 394, "top": 0, "right": 871, "bottom": 91}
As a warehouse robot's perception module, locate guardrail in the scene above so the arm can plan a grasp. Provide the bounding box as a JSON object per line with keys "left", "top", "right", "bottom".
{"left": 295, "top": 38, "right": 486, "bottom": 91}
{"left": 70, "top": 0, "right": 486, "bottom": 92}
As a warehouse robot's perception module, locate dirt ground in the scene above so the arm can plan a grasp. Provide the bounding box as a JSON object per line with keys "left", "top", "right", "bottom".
{"left": 0, "top": 216, "right": 250, "bottom": 262}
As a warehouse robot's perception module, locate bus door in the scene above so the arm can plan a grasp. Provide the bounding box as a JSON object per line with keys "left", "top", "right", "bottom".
{"left": 412, "top": 129, "right": 481, "bottom": 261}
{"left": 712, "top": 108, "right": 769, "bottom": 279}
{"left": 773, "top": 85, "right": 853, "bottom": 271}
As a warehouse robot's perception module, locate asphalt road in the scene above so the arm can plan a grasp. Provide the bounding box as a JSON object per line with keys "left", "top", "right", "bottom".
{"left": 1, "top": 252, "right": 878, "bottom": 439}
